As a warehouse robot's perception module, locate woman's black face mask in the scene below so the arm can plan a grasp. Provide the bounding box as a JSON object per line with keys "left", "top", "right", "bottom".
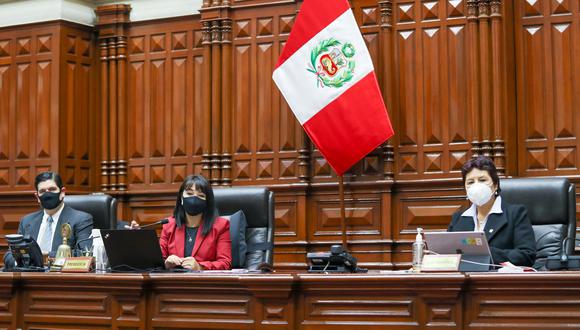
{"left": 182, "top": 196, "right": 206, "bottom": 216}
{"left": 39, "top": 191, "right": 62, "bottom": 210}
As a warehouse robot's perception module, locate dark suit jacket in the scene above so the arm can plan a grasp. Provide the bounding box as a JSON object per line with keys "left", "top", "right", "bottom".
{"left": 3, "top": 204, "right": 93, "bottom": 267}
{"left": 448, "top": 200, "right": 536, "bottom": 267}
{"left": 160, "top": 216, "right": 232, "bottom": 270}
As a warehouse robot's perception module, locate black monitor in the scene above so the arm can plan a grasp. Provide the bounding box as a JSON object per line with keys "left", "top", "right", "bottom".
{"left": 4, "top": 234, "right": 45, "bottom": 271}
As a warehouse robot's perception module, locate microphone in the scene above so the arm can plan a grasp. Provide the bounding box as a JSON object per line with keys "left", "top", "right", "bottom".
{"left": 139, "top": 218, "right": 169, "bottom": 229}
{"left": 75, "top": 221, "right": 94, "bottom": 234}
{"left": 76, "top": 235, "right": 100, "bottom": 248}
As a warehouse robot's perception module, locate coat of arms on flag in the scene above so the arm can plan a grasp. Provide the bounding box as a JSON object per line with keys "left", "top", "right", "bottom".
{"left": 308, "top": 38, "right": 356, "bottom": 88}
{"left": 273, "top": 0, "right": 394, "bottom": 176}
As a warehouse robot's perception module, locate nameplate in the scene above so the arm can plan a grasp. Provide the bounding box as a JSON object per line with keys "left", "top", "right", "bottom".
{"left": 61, "top": 257, "right": 94, "bottom": 273}
{"left": 421, "top": 254, "right": 461, "bottom": 272}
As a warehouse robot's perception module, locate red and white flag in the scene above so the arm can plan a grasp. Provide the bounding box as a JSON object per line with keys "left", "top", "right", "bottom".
{"left": 273, "top": 0, "right": 394, "bottom": 176}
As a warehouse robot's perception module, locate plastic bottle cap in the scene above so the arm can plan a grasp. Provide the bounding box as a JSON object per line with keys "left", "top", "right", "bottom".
{"left": 415, "top": 227, "right": 423, "bottom": 243}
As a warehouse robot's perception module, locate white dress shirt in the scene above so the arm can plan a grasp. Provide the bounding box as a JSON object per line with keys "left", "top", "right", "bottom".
{"left": 461, "top": 196, "right": 503, "bottom": 232}
{"left": 36, "top": 202, "right": 65, "bottom": 253}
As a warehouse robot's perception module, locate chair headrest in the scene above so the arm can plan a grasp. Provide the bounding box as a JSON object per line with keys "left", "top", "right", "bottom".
{"left": 213, "top": 187, "right": 271, "bottom": 228}
{"left": 500, "top": 178, "right": 571, "bottom": 225}
{"left": 63, "top": 194, "right": 115, "bottom": 229}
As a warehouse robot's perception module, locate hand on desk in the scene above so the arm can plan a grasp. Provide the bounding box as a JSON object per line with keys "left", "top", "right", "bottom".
{"left": 165, "top": 255, "right": 202, "bottom": 270}
{"left": 181, "top": 257, "right": 202, "bottom": 270}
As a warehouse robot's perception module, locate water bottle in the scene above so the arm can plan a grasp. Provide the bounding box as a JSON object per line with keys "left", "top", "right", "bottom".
{"left": 412, "top": 227, "right": 425, "bottom": 271}
{"left": 91, "top": 229, "right": 108, "bottom": 272}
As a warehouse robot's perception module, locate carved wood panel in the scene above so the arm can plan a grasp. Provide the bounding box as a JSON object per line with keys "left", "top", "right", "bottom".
{"left": 515, "top": 0, "right": 580, "bottom": 176}
{"left": 126, "top": 20, "right": 206, "bottom": 191}
{"left": 0, "top": 24, "right": 59, "bottom": 191}
{"left": 230, "top": 4, "right": 305, "bottom": 186}
{"left": 393, "top": 0, "right": 472, "bottom": 179}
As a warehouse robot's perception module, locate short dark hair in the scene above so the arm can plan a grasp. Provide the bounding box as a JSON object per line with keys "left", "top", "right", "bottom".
{"left": 173, "top": 174, "right": 217, "bottom": 236}
{"left": 461, "top": 156, "right": 501, "bottom": 193}
{"left": 34, "top": 172, "right": 63, "bottom": 191}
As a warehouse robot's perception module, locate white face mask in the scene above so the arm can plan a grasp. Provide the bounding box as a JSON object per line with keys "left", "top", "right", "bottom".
{"left": 466, "top": 182, "right": 494, "bottom": 206}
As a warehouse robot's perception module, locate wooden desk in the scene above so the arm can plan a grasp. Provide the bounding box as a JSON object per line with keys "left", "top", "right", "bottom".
{"left": 0, "top": 271, "right": 579, "bottom": 329}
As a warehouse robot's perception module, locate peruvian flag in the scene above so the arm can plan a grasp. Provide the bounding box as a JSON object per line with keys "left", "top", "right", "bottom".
{"left": 273, "top": 0, "right": 394, "bottom": 176}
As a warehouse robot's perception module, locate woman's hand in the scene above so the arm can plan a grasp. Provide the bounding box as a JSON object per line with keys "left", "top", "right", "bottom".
{"left": 124, "top": 220, "right": 140, "bottom": 230}
{"left": 181, "top": 257, "right": 202, "bottom": 270}
{"left": 165, "top": 255, "right": 182, "bottom": 269}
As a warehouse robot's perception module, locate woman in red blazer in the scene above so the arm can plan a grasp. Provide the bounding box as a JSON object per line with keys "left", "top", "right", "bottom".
{"left": 159, "top": 175, "right": 232, "bottom": 270}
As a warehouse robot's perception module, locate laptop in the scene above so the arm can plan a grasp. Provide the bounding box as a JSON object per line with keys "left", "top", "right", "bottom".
{"left": 423, "top": 231, "right": 493, "bottom": 272}
{"left": 101, "top": 229, "right": 165, "bottom": 272}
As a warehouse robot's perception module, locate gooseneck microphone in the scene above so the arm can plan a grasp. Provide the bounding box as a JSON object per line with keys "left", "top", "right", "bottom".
{"left": 76, "top": 235, "right": 100, "bottom": 248}
{"left": 139, "top": 218, "right": 169, "bottom": 229}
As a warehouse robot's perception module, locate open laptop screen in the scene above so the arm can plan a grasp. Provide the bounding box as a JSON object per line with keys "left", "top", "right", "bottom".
{"left": 101, "top": 229, "right": 165, "bottom": 272}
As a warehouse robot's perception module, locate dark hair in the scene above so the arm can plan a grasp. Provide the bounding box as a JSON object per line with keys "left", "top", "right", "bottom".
{"left": 34, "top": 172, "right": 63, "bottom": 191}
{"left": 173, "top": 174, "right": 217, "bottom": 236}
{"left": 461, "top": 156, "right": 501, "bottom": 193}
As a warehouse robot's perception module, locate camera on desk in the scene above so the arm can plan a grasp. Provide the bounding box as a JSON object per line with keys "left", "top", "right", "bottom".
{"left": 307, "top": 245, "right": 365, "bottom": 273}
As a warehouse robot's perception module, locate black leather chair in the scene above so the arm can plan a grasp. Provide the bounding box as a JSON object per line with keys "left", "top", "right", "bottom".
{"left": 64, "top": 193, "right": 118, "bottom": 230}
{"left": 213, "top": 187, "right": 274, "bottom": 270}
{"left": 500, "top": 178, "right": 576, "bottom": 269}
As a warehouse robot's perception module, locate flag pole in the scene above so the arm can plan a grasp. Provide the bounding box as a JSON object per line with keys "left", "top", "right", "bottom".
{"left": 339, "top": 175, "right": 347, "bottom": 250}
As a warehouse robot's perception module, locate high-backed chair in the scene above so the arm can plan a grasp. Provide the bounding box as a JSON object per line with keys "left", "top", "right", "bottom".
{"left": 213, "top": 187, "right": 274, "bottom": 270}
{"left": 64, "top": 193, "right": 118, "bottom": 230}
{"left": 500, "top": 178, "right": 576, "bottom": 269}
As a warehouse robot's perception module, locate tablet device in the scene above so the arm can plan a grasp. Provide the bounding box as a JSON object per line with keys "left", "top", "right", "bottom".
{"left": 424, "top": 231, "right": 493, "bottom": 271}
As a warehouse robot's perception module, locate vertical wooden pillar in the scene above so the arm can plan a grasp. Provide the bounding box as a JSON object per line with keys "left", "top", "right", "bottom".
{"left": 478, "top": 0, "right": 493, "bottom": 158}
{"left": 489, "top": 0, "right": 506, "bottom": 175}
{"left": 201, "top": 1, "right": 234, "bottom": 186}
{"left": 116, "top": 35, "right": 128, "bottom": 190}
{"left": 210, "top": 20, "right": 222, "bottom": 185}
{"left": 467, "top": 0, "right": 481, "bottom": 157}
{"left": 99, "top": 38, "right": 110, "bottom": 191}
{"left": 221, "top": 19, "right": 233, "bottom": 186}
{"left": 201, "top": 21, "right": 213, "bottom": 180}
{"left": 379, "top": 0, "right": 395, "bottom": 181}
{"left": 107, "top": 38, "right": 118, "bottom": 190}
{"left": 95, "top": 4, "right": 131, "bottom": 192}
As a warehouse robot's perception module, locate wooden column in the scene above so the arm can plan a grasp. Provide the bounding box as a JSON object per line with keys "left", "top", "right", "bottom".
{"left": 99, "top": 38, "right": 110, "bottom": 191}
{"left": 116, "top": 35, "right": 128, "bottom": 190}
{"left": 221, "top": 19, "right": 233, "bottom": 186}
{"left": 478, "top": 0, "right": 493, "bottom": 158}
{"left": 201, "top": 2, "right": 233, "bottom": 186}
{"left": 467, "top": 0, "right": 481, "bottom": 157}
{"left": 95, "top": 4, "right": 131, "bottom": 192}
{"left": 201, "top": 21, "right": 213, "bottom": 180}
{"left": 210, "top": 20, "right": 222, "bottom": 185}
{"left": 379, "top": 0, "right": 394, "bottom": 181}
{"left": 107, "top": 37, "right": 118, "bottom": 190}
{"left": 490, "top": 0, "right": 506, "bottom": 175}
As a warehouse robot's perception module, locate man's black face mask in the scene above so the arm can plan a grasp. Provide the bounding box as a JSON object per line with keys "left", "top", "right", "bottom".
{"left": 39, "top": 191, "right": 62, "bottom": 210}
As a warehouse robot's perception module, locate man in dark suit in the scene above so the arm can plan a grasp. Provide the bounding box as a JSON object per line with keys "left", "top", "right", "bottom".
{"left": 3, "top": 172, "right": 93, "bottom": 268}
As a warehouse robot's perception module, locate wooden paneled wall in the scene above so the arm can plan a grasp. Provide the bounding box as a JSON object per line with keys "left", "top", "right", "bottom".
{"left": 0, "top": 0, "right": 578, "bottom": 270}
{"left": 0, "top": 21, "right": 96, "bottom": 234}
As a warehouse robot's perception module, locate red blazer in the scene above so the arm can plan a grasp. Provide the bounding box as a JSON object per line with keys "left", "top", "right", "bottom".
{"left": 159, "top": 216, "right": 232, "bottom": 270}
